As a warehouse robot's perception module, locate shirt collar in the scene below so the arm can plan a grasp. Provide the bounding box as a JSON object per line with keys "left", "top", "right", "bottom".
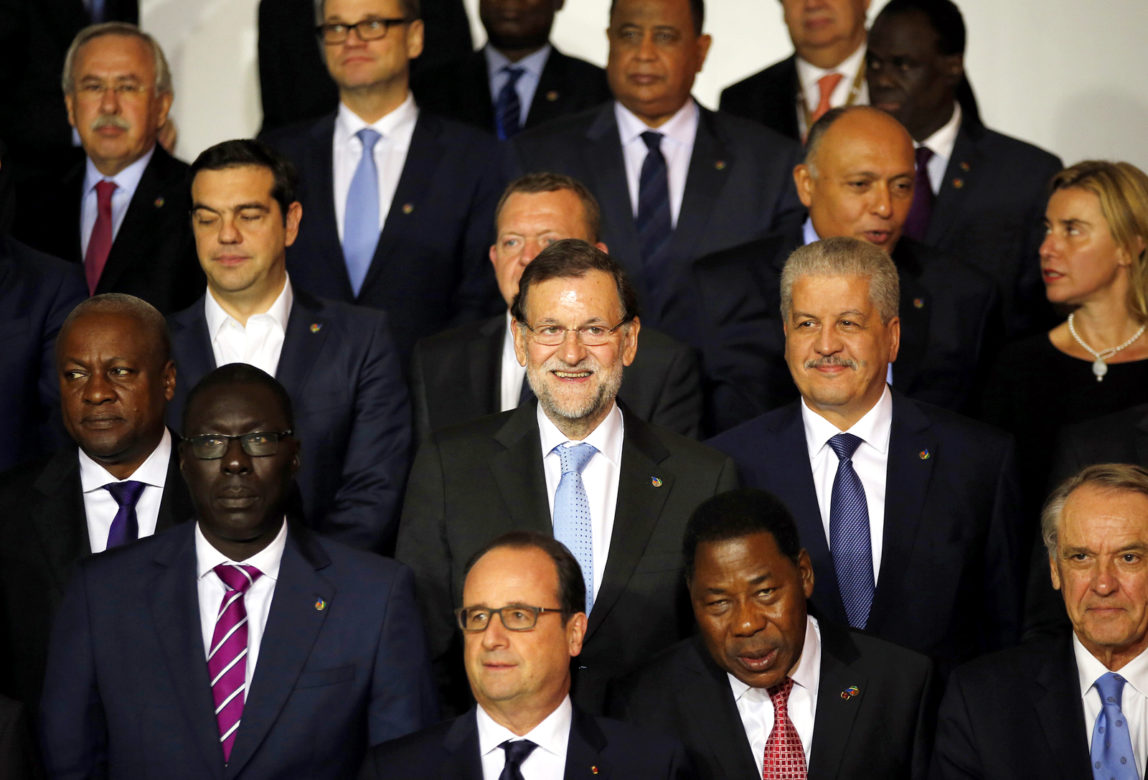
{"left": 83, "top": 144, "right": 155, "bottom": 195}
{"left": 795, "top": 41, "right": 867, "bottom": 88}
{"left": 204, "top": 274, "right": 294, "bottom": 340}
{"left": 485, "top": 43, "right": 552, "bottom": 82}
{"left": 918, "top": 101, "right": 962, "bottom": 164}
{"left": 536, "top": 401, "right": 624, "bottom": 468}
{"left": 800, "top": 384, "right": 893, "bottom": 460}
{"left": 728, "top": 615, "right": 822, "bottom": 703}
{"left": 335, "top": 92, "right": 418, "bottom": 143}
{"left": 1074, "top": 632, "right": 1148, "bottom": 703}
{"left": 613, "top": 98, "right": 700, "bottom": 149}
{"left": 476, "top": 696, "right": 572, "bottom": 761}
{"left": 801, "top": 217, "right": 821, "bottom": 246}
{"left": 194, "top": 515, "right": 288, "bottom": 582}
{"left": 78, "top": 427, "right": 172, "bottom": 492}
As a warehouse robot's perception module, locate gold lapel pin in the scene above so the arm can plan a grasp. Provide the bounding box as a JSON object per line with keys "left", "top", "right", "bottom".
{"left": 591, "top": 767, "right": 599, "bottom": 775}
{"left": 402, "top": 203, "right": 414, "bottom": 214}
{"left": 913, "top": 297, "right": 925, "bottom": 309}
{"left": 715, "top": 160, "right": 727, "bottom": 171}
{"left": 959, "top": 161, "right": 970, "bottom": 172}
{"left": 153, "top": 196, "right": 165, "bottom": 208}
{"left": 546, "top": 90, "right": 559, "bottom": 102}
{"left": 952, "top": 178, "right": 965, "bottom": 189}
{"left": 310, "top": 323, "right": 322, "bottom": 333}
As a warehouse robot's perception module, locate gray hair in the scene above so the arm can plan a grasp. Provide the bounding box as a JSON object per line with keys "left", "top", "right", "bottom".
{"left": 62, "top": 23, "right": 173, "bottom": 95}
{"left": 779, "top": 236, "right": 900, "bottom": 324}
{"left": 1041, "top": 463, "right": 1148, "bottom": 557}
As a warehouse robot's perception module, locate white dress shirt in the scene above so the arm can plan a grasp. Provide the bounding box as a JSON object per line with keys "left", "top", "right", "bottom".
{"left": 79, "top": 427, "right": 172, "bottom": 553}
{"left": 615, "top": 99, "right": 699, "bottom": 228}
{"left": 500, "top": 312, "right": 527, "bottom": 412}
{"left": 729, "top": 616, "right": 822, "bottom": 764}
{"left": 801, "top": 386, "right": 893, "bottom": 580}
{"left": 794, "top": 43, "right": 868, "bottom": 139}
{"left": 205, "top": 274, "right": 294, "bottom": 378}
{"left": 1076, "top": 634, "right": 1148, "bottom": 776}
{"left": 538, "top": 403, "right": 624, "bottom": 601}
{"left": 79, "top": 145, "right": 155, "bottom": 258}
{"left": 485, "top": 44, "right": 551, "bottom": 128}
{"left": 476, "top": 696, "right": 572, "bottom": 780}
{"left": 917, "top": 102, "right": 963, "bottom": 195}
{"left": 195, "top": 519, "right": 288, "bottom": 697}
{"left": 332, "top": 95, "right": 419, "bottom": 243}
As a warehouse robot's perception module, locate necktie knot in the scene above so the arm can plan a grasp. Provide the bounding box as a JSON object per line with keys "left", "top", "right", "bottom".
{"left": 556, "top": 442, "right": 596, "bottom": 476}
{"left": 1097, "top": 672, "right": 1127, "bottom": 703}
{"left": 95, "top": 179, "right": 117, "bottom": 204}
{"left": 915, "top": 145, "right": 934, "bottom": 168}
{"left": 356, "top": 127, "right": 381, "bottom": 153}
{"left": 499, "top": 739, "right": 537, "bottom": 779}
{"left": 817, "top": 73, "right": 843, "bottom": 101}
{"left": 828, "top": 433, "right": 863, "bottom": 462}
{"left": 640, "top": 130, "right": 664, "bottom": 154}
{"left": 768, "top": 677, "right": 795, "bottom": 709}
{"left": 503, "top": 65, "right": 525, "bottom": 86}
{"left": 104, "top": 479, "right": 145, "bottom": 508}
{"left": 213, "top": 562, "right": 263, "bottom": 595}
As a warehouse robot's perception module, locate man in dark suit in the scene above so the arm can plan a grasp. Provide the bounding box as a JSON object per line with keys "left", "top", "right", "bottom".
{"left": 167, "top": 140, "right": 410, "bottom": 553}
{"left": 364, "top": 530, "right": 691, "bottom": 778}
{"left": 12, "top": 23, "right": 202, "bottom": 314}
{"left": 0, "top": 294, "right": 193, "bottom": 712}
{"left": 411, "top": 171, "right": 703, "bottom": 441}
{"left": 614, "top": 488, "right": 935, "bottom": 779}
{"left": 413, "top": 0, "right": 611, "bottom": 139}
{"left": 695, "top": 106, "right": 999, "bottom": 429}
{"left": 40, "top": 363, "right": 438, "bottom": 778}
{"left": 260, "top": 0, "right": 504, "bottom": 363}
{"left": 511, "top": 0, "right": 803, "bottom": 341}
{"left": 398, "top": 241, "right": 738, "bottom": 715}
{"left": 932, "top": 463, "right": 1148, "bottom": 779}
{"left": 867, "top": 0, "right": 1062, "bottom": 338}
{"left": 720, "top": 0, "right": 870, "bottom": 141}
{"left": 709, "top": 237, "right": 1023, "bottom": 670}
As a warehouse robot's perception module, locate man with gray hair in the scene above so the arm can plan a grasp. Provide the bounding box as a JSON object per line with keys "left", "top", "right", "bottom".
{"left": 710, "top": 236, "right": 1023, "bottom": 671}
{"left": 933, "top": 463, "right": 1148, "bottom": 778}
{"left": 14, "top": 22, "right": 202, "bottom": 314}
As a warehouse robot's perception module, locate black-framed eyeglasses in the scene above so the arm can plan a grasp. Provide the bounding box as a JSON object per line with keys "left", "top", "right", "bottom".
{"left": 316, "top": 17, "right": 410, "bottom": 44}
{"left": 182, "top": 431, "right": 294, "bottom": 460}
{"left": 518, "top": 317, "right": 632, "bottom": 347}
{"left": 455, "top": 605, "right": 566, "bottom": 633}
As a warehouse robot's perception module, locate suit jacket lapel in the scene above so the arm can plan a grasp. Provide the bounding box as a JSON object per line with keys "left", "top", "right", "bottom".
{"left": 461, "top": 50, "right": 496, "bottom": 131}
{"left": 275, "top": 290, "right": 329, "bottom": 395}
{"left": 682, "top": 638, "right": 762, "bottom": 778}
{"left": 925, "top": 119, "right": 979, "bottom": 247}
{"left": 226, "top": 524, "right": 336, "bottom": 776}
{"left": 491, "top": 402, "right": 552, "bottom": 534}
{"left": 475, "top": 315, "right": 506, "bottom": 417}
{"left": 890, "top": 241, "right": 929, "bottom": 393}
{"left": 867, "top": 395, "right": 933, "bottom": 632}
{"left": 98, "top": 148, "right": 176, "bottom": 293}
{"left": 442, "top": 710, "right": 485, "bottom": 779}
{"left": 167, "top": 297, "right": 217, "bottom": 428}
{"left": 807, "top": 622, "right": 867, "bottom": 778}
{"left": 1032, "top": 637, "right": 1092, "bottom": 778}
{"left": 157, "top": 444, "right": 194, "bottom": 532}
{"left": 66, "top": 165, "right": 85, "bottom": 263}
{"left": 564, "top": 706, "right": 612, "bottom": 779}
{"left": 668, "top": 107, "right": 729, "bottom": 278}
{"left": 31, "top": 448, "right": 90, "bottom": 592}
{"left": 304, "top": 117, "right": 355, "bottom": 298}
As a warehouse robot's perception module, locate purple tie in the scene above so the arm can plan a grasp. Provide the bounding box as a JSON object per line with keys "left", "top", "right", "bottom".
{"left": 208, "top": 563, "right": 262, "bottom": 764}
{"left": 903, "top": 146, "right": 935, "bottom": 241}
{"left": 103, "top": 480, "right": 145, "bottom": 549}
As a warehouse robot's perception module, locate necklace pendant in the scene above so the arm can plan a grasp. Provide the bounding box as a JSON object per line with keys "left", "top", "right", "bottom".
{"left": 1093, "top": 358, "right": 1108, "bottom": 381}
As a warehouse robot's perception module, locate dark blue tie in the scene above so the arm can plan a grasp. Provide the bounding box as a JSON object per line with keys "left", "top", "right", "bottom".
{"left": 104, "top": 480, "right": 145, "bottom": 549}
{"left": 636, "top": 130, "right": 672, "bottom": 291}
{"left": 827, "top": 433, "right": 874, "bottom": 628}
{"left": 498, "top": 739, "right": 537, "bottom": 780}
{"left": 495, "top": 67, "right": 525, "bottom": 141}
{"left": 1092, "top": 672, "right": 1139, "bottom": 780}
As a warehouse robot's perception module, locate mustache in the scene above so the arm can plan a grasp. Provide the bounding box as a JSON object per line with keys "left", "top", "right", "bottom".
{"left": 805, "top": 355, "right": 858, "bottom": 370}
{"left": 90, "top": 115, "right": 130, "bottom": 131}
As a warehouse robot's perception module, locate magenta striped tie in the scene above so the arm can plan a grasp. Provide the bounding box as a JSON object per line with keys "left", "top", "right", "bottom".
{"left": 208, "top": 563, "right": 262, "bottom": 763}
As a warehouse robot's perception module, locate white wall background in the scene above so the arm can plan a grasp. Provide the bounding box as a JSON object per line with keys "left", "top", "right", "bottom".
{"left": 146, "top": 0, "right": 1148, "bottom": 170}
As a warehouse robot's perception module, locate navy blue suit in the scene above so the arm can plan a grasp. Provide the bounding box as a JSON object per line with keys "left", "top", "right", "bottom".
{"left": 709, "top": 393, "right": 1024, "bottom": 669}
{"left": 260, "top": 112, "right": 505, "bottom": 363}
{"left": 167, "top": 289, "right": 411, "bottom": 553}
{"left": 719, "top": 55, "right": 804, "bottom": 141}
{"left": 40, "top": 520, "right": 438, "bottom": 779}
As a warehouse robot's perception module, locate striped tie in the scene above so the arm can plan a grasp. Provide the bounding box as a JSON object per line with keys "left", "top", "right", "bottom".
{"left": 207, "top": 563, "right": 262, "bottom": 763}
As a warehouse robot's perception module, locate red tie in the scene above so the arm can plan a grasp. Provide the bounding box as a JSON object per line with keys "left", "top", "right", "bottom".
{"left": 84, "top": 179, "right": 117, "bottom": 294}
{"left": 811, "top": 73, "right": 843, "bottom": 126}
{"left": 762, "top": 678, "right": 807, "bottom": 780}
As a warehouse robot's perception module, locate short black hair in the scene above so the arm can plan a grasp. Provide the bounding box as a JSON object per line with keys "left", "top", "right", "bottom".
{"left": 463, "top": 530, "right": 586, "bottom": 618}
{"left": 683, "top": 489, "right": 803, "bottom": 582}
{"left": 59, "top": 293, "right": 172, "bottom": 366}
{"left": 182, "top": 363, "right": 295, "bottom": 436}
{"left": 189, "top": 139, "right": 299, "bottom": 222}
{"left": 610, "top": 0, "right": 704, "bottom": 35}
{"left": 510, "top": 239, "right": 640, "bottom": 324}
{"left": 496, "top": 172, "right": 602, "bottom": 243}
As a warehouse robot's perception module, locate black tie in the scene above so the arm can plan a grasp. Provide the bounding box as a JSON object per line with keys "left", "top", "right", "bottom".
{"left": 498, "top": 739, "right": 537, "bottom": 780}
{"left": 636, "top": 130, "right": 672, "bottom": 295}
{"left": 495, "top": 67, "right": 526, "bottom": 141}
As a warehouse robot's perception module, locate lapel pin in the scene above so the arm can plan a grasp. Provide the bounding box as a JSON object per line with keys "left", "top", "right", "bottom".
{"left": 959, "top": 161, "right": 970, "bottom": 172}
{"left": 952, "top": 178, "right": 964, "bottom": 189}
{"left": 591, "top": 767, "right": 599, "bottom": 775}
{"left": 314, "top": 598, "right": 327, "bottom": 611}
{"left": 919, "top": 449, "right": 930, "bottom": 461}
{"left": 153, "top": 196, "right": 165, "bottom": 209}
{"left": 913, "top": 297, "right": 925, "bottom": 309}
{"left": 714, "top": 160, "right": 727, "bottom": 171}
{"left": 402, "top": 203, "right": 414, "bottom": 215}
{"left": 650, "top": 476, "right": 663, "bottom": 488}
{"left": 546, "top": 90, "right": 559, "bottom": 102}
{"left": 310, "top": 323, "right": 322, "bottom": 333}
{"left": 840, "top": 685, "right": 860, "bottom": 700}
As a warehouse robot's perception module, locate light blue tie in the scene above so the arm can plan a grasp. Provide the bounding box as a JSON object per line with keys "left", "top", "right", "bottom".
{"left": 343, "top": 128, "right": 382, "bottom": 297}
{"left": 553, "top": 442, "right": 596, "bottom": 613}
{"left": 827, "top": 433, "right": 875, "bottom": 629}
{"left": 1092, "top": 672, "right": 1139, "bottom": 780}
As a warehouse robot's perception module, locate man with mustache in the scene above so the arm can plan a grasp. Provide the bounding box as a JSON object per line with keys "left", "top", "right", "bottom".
{"left": 398, "top": 239, "right": 737, "bottom": 715}
{"left": 709, "top": 237, "right": 1024, "bottom": 672}
{"left": 614, "top": 488, "right": 935, "bottom": 779}
{"left": 13, "top": 23, "right": 203, "bottom": 314}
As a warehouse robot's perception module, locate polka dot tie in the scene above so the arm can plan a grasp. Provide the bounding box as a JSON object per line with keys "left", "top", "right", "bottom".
{"left": 827, "top": 433, "right": 874, "bottom": 629}
{"left": 1091, "top": 672, "right": 1138, "bottom": 780}
{"left": 762, "top": 678, "right": 807, "bottom": 779}
{"left": 553, "top": 442, "right": 596, "bottom": 613}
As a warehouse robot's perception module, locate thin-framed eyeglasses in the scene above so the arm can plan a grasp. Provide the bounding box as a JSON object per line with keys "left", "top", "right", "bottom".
{"left": 74, "top": 80, "right": 150, "bottom": 100}
{"left": 518, "top": 317, "right": 631, "bottom": 347}
{"left": 316, "top": 17, "right": 410, "bottom": 44}
{"left": 455, "top": 604, "right": 566, "bottom": 633}
{"left": 182, "top": 431, "right": 294, "bottom": 460}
